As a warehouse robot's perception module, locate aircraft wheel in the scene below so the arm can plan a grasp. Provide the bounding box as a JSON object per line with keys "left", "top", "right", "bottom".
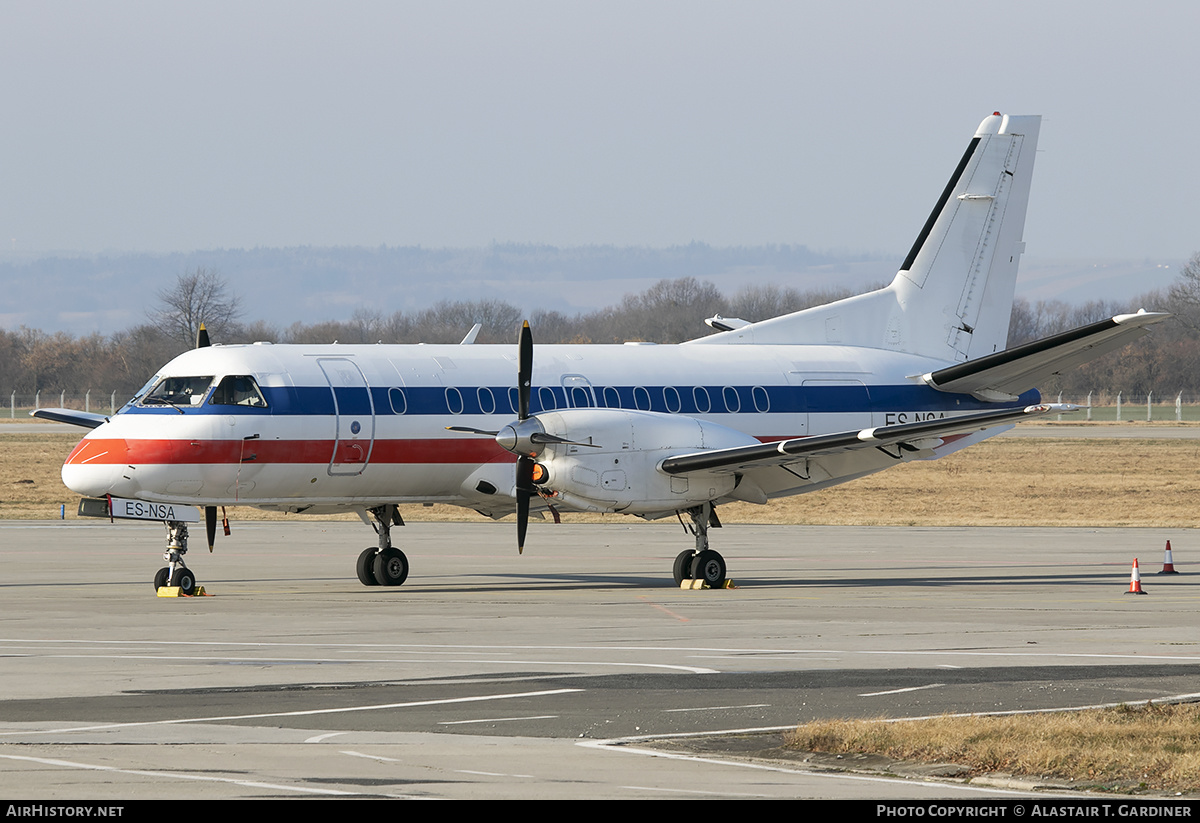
{"left": 373, "top": 547, "right": 409, "bottom": 587}
{"left": 170, "top": 567, "right": 197, "bottom": 596}
{"left": 356, "top": 548, "right": 379, "bottom": 586}
{"left": 672, "top": 550, "right": 695, "bottom": 585}
{"left": 153, "top": 567, "right": 170, "bottom": 591}
{"left": 690, "top": 550, "right": 726, "bottom": 588}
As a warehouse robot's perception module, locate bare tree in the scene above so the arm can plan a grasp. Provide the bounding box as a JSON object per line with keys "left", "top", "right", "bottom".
{"left": 1167, "top": 252, "right": 1200, "bottom": 330}
{"left": 149, "top": 268, "right": 242, "bottom": 346}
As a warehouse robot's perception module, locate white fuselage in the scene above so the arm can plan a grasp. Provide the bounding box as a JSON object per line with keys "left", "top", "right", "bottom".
{"left": 61, "top": 340, "right": 1035, "bottom": 517}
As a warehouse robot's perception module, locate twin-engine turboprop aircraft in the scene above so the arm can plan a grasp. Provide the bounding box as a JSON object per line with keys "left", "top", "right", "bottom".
{"left": 37, "top": 113, "right": 1168, "bottom": 593}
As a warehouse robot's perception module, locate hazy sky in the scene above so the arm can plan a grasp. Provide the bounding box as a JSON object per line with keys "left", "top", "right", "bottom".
{"left": 1, "top": 1, "right": 1197, "bottom": 260}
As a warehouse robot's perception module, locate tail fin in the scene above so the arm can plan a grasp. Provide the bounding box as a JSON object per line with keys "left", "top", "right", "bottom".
{"left": 692, "top": 113, "right": 1041, "bottom": 362}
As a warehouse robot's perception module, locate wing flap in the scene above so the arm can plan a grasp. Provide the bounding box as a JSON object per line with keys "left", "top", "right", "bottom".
{"left": 920, "top": 311, "right": 1169, "bottom": 400}
{"left": 659, "top": 403, "right": 1070, "bottom": 476}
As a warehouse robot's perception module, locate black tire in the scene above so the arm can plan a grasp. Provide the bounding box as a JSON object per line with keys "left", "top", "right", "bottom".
{"left": 170, "top": 567, "right": 197, "bottom": 596}
{"left": 372, "top": 547, "right": 409, "bottom": 587}
{"left": 673, "top": 550, "right": 695, "bottom": 585}
{"left": 154, "top": 567, "right": 170, "bottom": 591}
{"left": 690, "top": 550, "right": 726, "bottom": 588}
{"left": 356, "top": 548, "right": 379, "bottom": 586}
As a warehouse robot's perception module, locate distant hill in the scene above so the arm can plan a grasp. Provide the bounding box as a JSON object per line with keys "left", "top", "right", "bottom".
{"left": 0, "top": 244, "right": 1183, "bottom": 335}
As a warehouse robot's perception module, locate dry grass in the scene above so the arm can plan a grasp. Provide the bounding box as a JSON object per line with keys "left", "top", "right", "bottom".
{"left": 786, "top": 703, "right": 1200, "bottom": 794}
{"left": 5, "top": 430, "right": 1200, "bottom": 527}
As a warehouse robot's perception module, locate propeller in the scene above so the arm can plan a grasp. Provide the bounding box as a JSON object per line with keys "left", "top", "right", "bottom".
{"left": 196, "top": 321, "right": 218, "bottom": 550}
{"left": 514, "top": 321, "right": 534, "bottom": 555}
{"left": 205, "top": 505, "right": 217, "bottom": 553}
{"left": 445, "top": 321, "right": 596, "bottom": 554}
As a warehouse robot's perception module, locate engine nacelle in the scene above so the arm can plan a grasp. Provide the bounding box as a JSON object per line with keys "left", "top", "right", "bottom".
{"left": 528, "top": 408, "right": 760, "bottom": 515}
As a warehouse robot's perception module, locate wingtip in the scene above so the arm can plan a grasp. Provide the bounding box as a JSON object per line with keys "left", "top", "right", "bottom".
{"left": 1113, "top": 310, "right": 1172, "bottom": 326}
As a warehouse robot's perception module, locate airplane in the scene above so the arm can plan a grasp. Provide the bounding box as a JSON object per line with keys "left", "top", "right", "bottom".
{"left": 35, "top": 112, "right": 1169, "bottom": 594}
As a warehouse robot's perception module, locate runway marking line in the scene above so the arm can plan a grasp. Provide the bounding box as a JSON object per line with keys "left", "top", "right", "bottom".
{"left": 858, "top": 683, "right": 945, "bottom": 697}
{"left": 636, "top": 596, "right": 689, "bottom": 622}
{"left": 578, "top": 730, "right": 1024, "bottom": 796}
{"left": 0, "top": 651, "right": 717, "bottom": 674}
{"left": 340, "top": 753, "right": 405, "bottom": 767}
{"left": 455, "top": 770, "right": 534, "bottom": 778}
{"left": 10, "top": 638, "right": 1200, "bottom": 665}
{"left": 0, "top": 753, "right": 363, "bottom": 797}
{"left": 438, "top": 715, "right": 558, "bottom": 725}
{"left": 0, "top": 688, "right": 584, "bottom": 737}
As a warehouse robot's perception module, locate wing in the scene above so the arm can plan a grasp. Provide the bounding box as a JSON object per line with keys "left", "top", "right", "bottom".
{"left": 918, "top": 311, "right": 1169, "bottom": 401}
{"left": 659, "top": 403, "right": 1069, "bottom": 476}
{"left": 30, "top": 408, "right": 109, "bottom": 429}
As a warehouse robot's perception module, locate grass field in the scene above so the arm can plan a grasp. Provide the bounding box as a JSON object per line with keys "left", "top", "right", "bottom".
{"left": 788, "top": 703, "right": 1200, "bottom": 794}
{"left": 5, "top": 428, "right": 1199, "bottom": 528}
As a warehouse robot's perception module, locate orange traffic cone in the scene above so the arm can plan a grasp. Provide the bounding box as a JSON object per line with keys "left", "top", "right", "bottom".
{"left": 1125, "top": 558, "right": 1148, "bottom": 595}
{"left": 1158, "top": 541, "right": 1179, "bottom": 575}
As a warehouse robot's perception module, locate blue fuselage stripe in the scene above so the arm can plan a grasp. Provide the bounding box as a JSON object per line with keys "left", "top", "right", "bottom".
{"left": 119, "top": 384, "right": 1040, "bottom": 418}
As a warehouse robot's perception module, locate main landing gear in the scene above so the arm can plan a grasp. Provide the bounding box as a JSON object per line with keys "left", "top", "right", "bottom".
{"left": 672, "top": 502, "right": 727, "bottom": 587}
{"left": 154, "top": 521, "right": 198, "bottom": 595}
{"left": 356, "top": 504, "right": 409, "bottom": 587}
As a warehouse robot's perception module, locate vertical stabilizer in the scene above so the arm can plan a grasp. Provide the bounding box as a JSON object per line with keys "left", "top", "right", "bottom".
{"left": 691, "top": 113, "right": 1041, "bottom": 362}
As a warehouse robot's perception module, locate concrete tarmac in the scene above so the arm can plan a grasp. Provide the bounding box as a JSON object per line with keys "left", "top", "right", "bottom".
{"left": 1, "top": 520, "right": 1197, "bottom": 799}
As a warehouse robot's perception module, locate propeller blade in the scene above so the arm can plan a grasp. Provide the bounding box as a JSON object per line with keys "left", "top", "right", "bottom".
{"left": 516, "top": 455, "right": 534, "bottom": 554}
{"left": 517, "top": 321, "right": 532, "bottom": 420}
{"left": 529, "top": 432, "right": 600, "bottom": 448}
{"left": 205, "top": 505, "right": 217, "bottom": 552}
{"left": 445, "top": 425, "right": 500, "bottom": 436}
{"left": 196, "top": 322, "right": 211, "bottom": 349}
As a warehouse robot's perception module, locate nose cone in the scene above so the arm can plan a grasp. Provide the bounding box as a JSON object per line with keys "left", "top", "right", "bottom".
{"left": 61, "top": 461, "right": 128, "bottom": 498}
{"left": 61, "top": 432, "right": 134, "bottom": 497}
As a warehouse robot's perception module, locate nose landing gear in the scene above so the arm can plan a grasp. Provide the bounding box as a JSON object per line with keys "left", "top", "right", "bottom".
{"left": 154, "top": 521, "right": 198, "bottom": 595}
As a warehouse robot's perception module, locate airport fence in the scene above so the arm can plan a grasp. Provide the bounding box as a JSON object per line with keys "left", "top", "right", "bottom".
{"left": 10, "top": 389, "right": 1200, "bottom": 423}
{"left": 8, "top": 390, "right": 127, "bottom": 419}
{"left": 1047, "top": 392, "right": 1200, "bottom": 422}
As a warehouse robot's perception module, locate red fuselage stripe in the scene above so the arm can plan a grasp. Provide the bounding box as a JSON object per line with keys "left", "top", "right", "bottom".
{"left": 66, "top": 432, "right": 964, "bottom": 468}
{"left": 67, "top": 438, "right": 514, "bottom": 465}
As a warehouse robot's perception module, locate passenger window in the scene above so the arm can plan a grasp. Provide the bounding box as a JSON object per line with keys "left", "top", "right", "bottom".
{"left": 209, "top": 375, "right": 268, "bottom": 408}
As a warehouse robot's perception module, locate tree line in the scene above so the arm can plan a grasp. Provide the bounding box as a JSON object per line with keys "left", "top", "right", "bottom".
{"left": 3, "top": 254, "right": 1198, "bottom": 403}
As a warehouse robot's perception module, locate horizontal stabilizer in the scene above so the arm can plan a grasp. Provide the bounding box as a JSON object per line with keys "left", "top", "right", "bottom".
{"left": 660, "top": 403, "right": 1070, "bottom": 476}
{"left": 919, "top": 311, "right": 1170, "bottom": 400}
{"left": 30, "top": 408, "right": 109, "bottom": 429}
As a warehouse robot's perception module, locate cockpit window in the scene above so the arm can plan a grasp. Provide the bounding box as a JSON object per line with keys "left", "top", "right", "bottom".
{"left": 121, "top": 373, "right": 162, "bottom": 412}
{"left": 141, "top": 376, "right": 215, "bottom": 409}
{"left": 209, "top": 375, "right": 268, "bottom": 408}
